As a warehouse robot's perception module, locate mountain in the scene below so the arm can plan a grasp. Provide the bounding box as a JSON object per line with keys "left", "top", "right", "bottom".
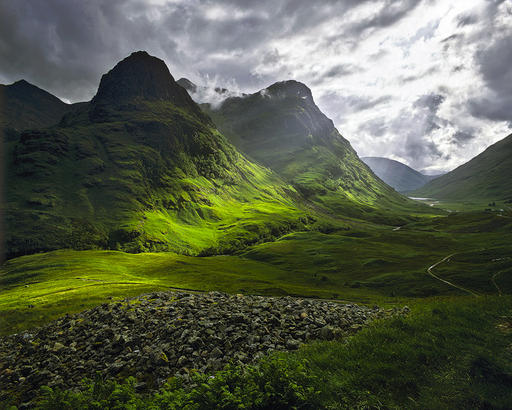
{"left": 0, "top": 79, "right": 72, "bottom": 130}
{"left": 412, "top": 133, "right": 512, "bottom": 201}
{"left": 4, "top": 51, "right": 309, "bottom": 259}
{"left": 361, "top": 157, "right": 439, "bottom": 192}
{"left": 202, "top": 80, "right": 417, "bottom": 220}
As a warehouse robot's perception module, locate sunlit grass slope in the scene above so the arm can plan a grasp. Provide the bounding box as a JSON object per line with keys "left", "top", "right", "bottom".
{"left": 2, "top": 209, "right": 511, "bottom": 335}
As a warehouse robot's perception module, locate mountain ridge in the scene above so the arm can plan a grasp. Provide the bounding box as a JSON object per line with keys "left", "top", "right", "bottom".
{"left": 412, "top": 133, "right": 512, "bottom": 201}
{"left": 361, "top": 156, "right": 440, "bottom": 193}
{"left": 201, "top": 79, "right": 419, "bottom": 221}
{"left": 0, "top": 79, "right": 72, "bottom": 130}
{"left": 4, "top": 51, "right": 310, "bottom": 259}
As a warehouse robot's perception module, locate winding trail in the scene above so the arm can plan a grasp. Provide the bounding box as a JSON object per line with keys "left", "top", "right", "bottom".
{"left": 427, "top": 254, "right": 480, "bottom": 297}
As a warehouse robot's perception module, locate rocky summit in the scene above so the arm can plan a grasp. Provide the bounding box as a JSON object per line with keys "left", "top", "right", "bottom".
{"left": 0, "top": 291, "right": 405, "bottom": 403}
{"left": 90, "top": 50, "right": 206, "bottom": 122}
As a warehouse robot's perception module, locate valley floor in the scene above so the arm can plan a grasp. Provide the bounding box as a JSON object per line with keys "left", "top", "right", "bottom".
{"left": 1, "top": 205, "right": 511, "bottom": 408}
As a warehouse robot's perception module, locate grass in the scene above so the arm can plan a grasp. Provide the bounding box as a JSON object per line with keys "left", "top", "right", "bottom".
{"left": 285, "top": 295, "right": 512, "bottom": 408}
{"left": 2, "top": 208, "right": 511, "bottom": 336}
{"left": 4, "top": 99, "right": 313, "bottom": 259}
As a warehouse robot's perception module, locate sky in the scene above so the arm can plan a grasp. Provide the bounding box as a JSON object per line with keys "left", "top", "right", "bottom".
{"left": 0, "top": 0, "right": 511, "bottom": 173}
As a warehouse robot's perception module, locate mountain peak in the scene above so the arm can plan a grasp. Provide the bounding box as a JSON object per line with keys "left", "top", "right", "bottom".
{"left": 92, "top": 51, "right": 192, "bottom": 107}
{"left": 90, "top": 51, "right": 208, "bottom": 122}
{"left": 12, "top": 79, "right": 31, "bottom": 87}
{"left": 265, "top": 80, "right": 313, "bottom": 100}
{"left": 177, "top": 77, "right": 197, "bottom": 93}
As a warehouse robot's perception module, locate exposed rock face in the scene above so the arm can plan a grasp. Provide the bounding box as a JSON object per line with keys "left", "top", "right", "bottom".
{"left": 0, "top": 291, "right": 404, "bottom": 403}
{"left": 91, "top": 51, "right": 206, "bottom": 122}
{"left": 176, "top": 77, "right": 198, "bottom": 93}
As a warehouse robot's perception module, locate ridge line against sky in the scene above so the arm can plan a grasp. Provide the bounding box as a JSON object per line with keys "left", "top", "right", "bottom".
{"left": 0, "top": 0, "right": 511, "bottom": 173}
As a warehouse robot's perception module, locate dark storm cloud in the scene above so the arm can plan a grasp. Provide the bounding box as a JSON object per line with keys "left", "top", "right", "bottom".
{"left": 358, "top": 117, "right": 388, "bottom": 138}
{"left": 0, "top": 0, "right": 377, "bottom": 101}
{"left": 414, "top": 93, "right": 445, "bottom": 112}
{"left": 346, "top": 0, "right": 422, "bottom": 37}
{"left": 324, "top": 64, "right": 356, "bottom": 78}
{"left": 367, "top": 93, "right": 449, "bottom": 169}
{"left": 469, "top": 34, "right": 512, "bottom": 122}
{"left": 456, "top": 13, "right": 478, "bottom": 27}
{"left": 0, "top": 0, "right": 190, "bottom": 101}
{"left": 452, "top": 130, "right": 476, "bottom": 146}
{"left": 318, "top": 93, "right": 392, "bottom": 123}
{"left": 308, "top": 64, "right": 358, "bottom": 86}
{"left": 399, "top": 65, "right": 440, "bottom": 83}
{"left": 0, "top": 0, "right": 510, "bottom": 172}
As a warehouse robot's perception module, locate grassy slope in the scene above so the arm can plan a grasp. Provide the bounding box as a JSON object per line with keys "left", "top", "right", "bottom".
{"left": 413, "top": 133, "right": 512, "bottom": 201}
{"left": 5, "top": 98, "right": 311, "bottom": 259}
{"left": 2, "top": 208, "right": 511, "bottom": 336}
{"left": 204, "top": 81, "right": 429, "bottom": 224}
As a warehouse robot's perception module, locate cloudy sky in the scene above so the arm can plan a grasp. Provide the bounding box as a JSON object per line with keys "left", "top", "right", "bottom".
{"left": 1, "top": 0, "right": 511, "bottom": 173}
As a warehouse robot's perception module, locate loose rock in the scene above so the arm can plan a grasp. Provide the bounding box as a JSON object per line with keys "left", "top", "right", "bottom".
{"left": 0, "top": 291, "right": 399, "bottom": 404}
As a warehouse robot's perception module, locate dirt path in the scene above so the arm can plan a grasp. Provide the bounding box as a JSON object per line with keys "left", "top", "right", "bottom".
{"left": 427, "top": 254, "right": 479, "bottom": 297}
{"left": 491, "top": 270, "right": 504, "bottom": 296}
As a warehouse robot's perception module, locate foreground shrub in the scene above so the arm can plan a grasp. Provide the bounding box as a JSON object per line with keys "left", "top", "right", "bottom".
{"left": 35, "top": 356, "right": 321, "bottom": 410}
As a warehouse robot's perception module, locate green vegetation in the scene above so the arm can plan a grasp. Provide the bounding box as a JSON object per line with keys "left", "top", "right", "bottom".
{"left": 3, "top": 52, "right": 512, "bottom": 408}
{"left": 413, "top": 133, "right": 512, "bottom": 201}
{"left": 20, "top": 296, "right": 512, "bottom": 409}
{"left": 2, "top": 209, "right": 511, "bottom": 335}
{"left": 4, "top": 58, "right": 311, "bottom": 259}
{"left": 205, "top": 81, "right": 429, "bottom": 223}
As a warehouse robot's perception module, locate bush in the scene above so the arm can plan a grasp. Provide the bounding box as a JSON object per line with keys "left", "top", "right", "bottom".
{"left": 35, "top": 356, "right": 322, "bottom": 410}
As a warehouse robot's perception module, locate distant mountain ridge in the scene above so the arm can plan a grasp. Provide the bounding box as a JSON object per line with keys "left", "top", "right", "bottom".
{"left": 361, "top": 157, "right": 440, "bottom": 193}
{"left": 412, "top": 133, "right": 512, "bottom": 201}
{"left": 0, "top": 79, "right": 72, "bottom": 130}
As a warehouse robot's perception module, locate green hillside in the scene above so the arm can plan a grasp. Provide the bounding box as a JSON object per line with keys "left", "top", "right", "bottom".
{"left": 361, "top": 156, "right": 439, "bottom": 192}
{"left": 413, "top": 133, "right": 512, "bottom": 202}
{"left": 4, "top": 52, "right": 310, "bottom": 259}
{"left": 201, "top": 80, "right": 424, "bottom": 221}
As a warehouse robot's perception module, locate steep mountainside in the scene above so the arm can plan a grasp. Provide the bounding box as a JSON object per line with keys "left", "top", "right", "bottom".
{"left": 361, "top": 157, "right": 439, "bottom": 192}
{"left": 203, "top": 80, "right": 417, "bottom": 219}
{"left": 0, "top": 80, "right": 72, "bottom": 130}
{"left": 412, "top": 133, "right": 512, "bottom": 201}
{"left": 4, "top": 51, "right": 308, "bottom": 258}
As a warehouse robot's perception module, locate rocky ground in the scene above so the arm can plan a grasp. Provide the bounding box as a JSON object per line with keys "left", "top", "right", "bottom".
{"left": 0, "top": 291, "right": 408, "bottom": 404}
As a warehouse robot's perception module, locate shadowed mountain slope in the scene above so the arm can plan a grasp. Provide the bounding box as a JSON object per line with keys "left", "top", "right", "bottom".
{"left": 361, "top": 157, "right": 439, "bottom": 193}
{"left": 0, "top": 80, "right": 72, "bottom": 130}
{"left": 4, "top": 52, "right": 309, "bottom": 259}
{"left": 412, "top": 133, "right": 512, "bottom": 201}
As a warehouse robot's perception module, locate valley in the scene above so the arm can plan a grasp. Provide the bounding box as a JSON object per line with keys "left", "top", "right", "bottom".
{"left": 1, "top": 49, "right": 511, "bottom": 408}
